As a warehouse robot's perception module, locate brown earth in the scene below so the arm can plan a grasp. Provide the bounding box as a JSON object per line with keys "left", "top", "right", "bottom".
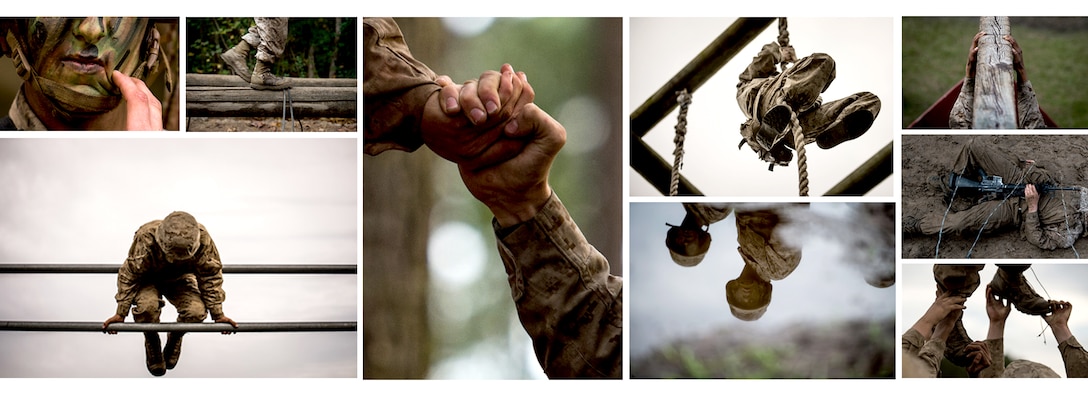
{"left": 902, "top": 134, "right": 1088, "bottom": 259}
{"left": 185, "top": 117, "right": 357, "bottom": 132}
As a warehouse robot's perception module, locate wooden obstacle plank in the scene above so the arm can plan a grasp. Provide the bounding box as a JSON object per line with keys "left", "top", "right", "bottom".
{"left": 185, "top": 74, "right": 357, "bottom": 118}
{"left": 972, "top": 17, "right": 1018, "bottom": 129}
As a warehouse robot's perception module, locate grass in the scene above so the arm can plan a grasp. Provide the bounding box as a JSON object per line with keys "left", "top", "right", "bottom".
{"left": 903, "top": 17, "right": 1088, "bottom": 128}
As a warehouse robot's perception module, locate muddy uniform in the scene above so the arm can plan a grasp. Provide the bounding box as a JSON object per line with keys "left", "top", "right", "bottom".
{"left": 114, "top": 220, "right": 226, "bottom": 323}
{"left": 912, "top": 139, "right": 1086, "bottom": 250}
{"left": 681, "top": 203, "right": 731, "bottom": 228}
{"left": 949, "top": 77, "right": 1045, "bottom": 129}
{"left": 241, "top": 18, "right": 289, "bottom": 65}
{"left": 735, "top": 208, "right": 801, "bottom": 280}
{"left": 736, "top": 42, "right": 880, "bottom": 165}
{"left": 362, "top": 18, "right": 622, "bottom": 378}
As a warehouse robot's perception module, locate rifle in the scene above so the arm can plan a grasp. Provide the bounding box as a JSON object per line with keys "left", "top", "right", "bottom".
{"left": 948, "top": 172, "right": 1082, "bottom": 198}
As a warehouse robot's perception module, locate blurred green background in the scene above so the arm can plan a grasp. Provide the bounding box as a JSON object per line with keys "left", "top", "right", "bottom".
{"left": 903, "top": 17, "right": 1088, "bottom": 128}
{"left": 362, "top": 18, "right": 622, "bottom": 379}
{"left": 187, "top": 18, "right": 356, "bottom": 78}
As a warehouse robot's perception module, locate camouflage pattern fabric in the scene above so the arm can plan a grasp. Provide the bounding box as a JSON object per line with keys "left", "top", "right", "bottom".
{"left": 950, "top": 77, "right": 1046, "bottom": 129}
{"left": 241, "top": 18, "right": 289, "bottom": 64}
{"left": 115, "top": 216, "right": 226, "bottom": 321}
{"left": 495, "top": 193, "right": 621, "bottom": 378}
{"left": 914, "top": 140, "right": 1085, "bottom": 250}
{"left": 735, "top": 208, "right": 802, "bottom": 281}
{"left": 362, "top": 17, "right": 439, "bottom": 156}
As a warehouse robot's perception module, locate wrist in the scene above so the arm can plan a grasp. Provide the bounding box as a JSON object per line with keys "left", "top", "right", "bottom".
{"left": 490, "top": 184, "right": 552, "bottom": 228}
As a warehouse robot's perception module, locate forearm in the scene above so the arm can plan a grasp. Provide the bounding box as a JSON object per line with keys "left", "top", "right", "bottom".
{"left": 1052, "top": 324, "right": 1074, "bottom": 345}
{"left": 948, "top": 77, "right": 974, "bottom": 129}
{"left": 987, "top": 319, "right": 1006, "bottom": 341}
{"left": 494, "top": 193, "right": 621, "bottom": 378}
{"left": 1021, "top": 211, "right": 1072, "bottom": 250}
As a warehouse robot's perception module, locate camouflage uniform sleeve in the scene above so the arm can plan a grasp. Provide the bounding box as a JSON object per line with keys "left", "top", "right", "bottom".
{"left": 1021, "top": 211, "right": 1074, "bottom": 250}
{"left": 494, "top": 193, "right": 622, "bottom": 378}
{"left": 193, "top": 228, "right": 226, "bottom": 320}
{"left": 901, "top": 328, "right": 941, "bottom": 378}
{"left": 363, "top": 17, "right": 439, "bottom": 156}
{"left": 737, "top": 42, "right": 782, "bottom": 84}
{"left": 115, "top": 225, "right": 155, "bottom": 317}
{"left": 949, "top": 77, "right": 974, "bottom": 129}
{"left": 978, "top": 338, "right": 1005, "bottom": 378}
{"left": 1059, "top": 335, "right": 1088, "bottom": 378}
{"left": 1017, "top": 80, "right": 1046, "bottom": 129}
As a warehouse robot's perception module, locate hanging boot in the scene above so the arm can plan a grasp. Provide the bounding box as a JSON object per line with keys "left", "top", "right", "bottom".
{"left": 219, "top": 41, "right": 252, "bottom": 83}
{"left": 164, "top": 332, "right": 185, "bottom": 370}
{"left": 796, "top": 92, "right": 880, "bottom": 150}
{"left": 144, "top": 332, "right": 166, "bottom": 376}
{"left": 250, "top": 60, "right": 291, "bottom": 90}
{"left": 990, "top": 264, "right": 1051, "bottom": 316}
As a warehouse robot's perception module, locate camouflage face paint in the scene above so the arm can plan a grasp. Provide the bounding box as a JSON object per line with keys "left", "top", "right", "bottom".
{"left": 27, "top": 17, "right": 148, "bottom": 97}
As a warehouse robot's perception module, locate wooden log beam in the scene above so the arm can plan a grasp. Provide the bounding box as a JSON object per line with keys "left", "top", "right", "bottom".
{"left": 186, "top": 87, "right": 356, "bottom": 118}
{"left": 972, "top": 17, "right": 1018, "bottom": 129}
{"left": 186, "top": 73, "right": 357, "bottom": 88}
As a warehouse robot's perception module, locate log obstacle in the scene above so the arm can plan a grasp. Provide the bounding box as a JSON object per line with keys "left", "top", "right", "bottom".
{"left": 972, "top": 17, "right": 1018, "bottom": 129}
{"left": 186, "top": 74, "right": 357, "bottom": 118}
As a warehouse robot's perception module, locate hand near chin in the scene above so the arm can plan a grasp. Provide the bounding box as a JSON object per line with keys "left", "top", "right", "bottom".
{"left": 112, "top": 70, "right": 162, "bottom": 131}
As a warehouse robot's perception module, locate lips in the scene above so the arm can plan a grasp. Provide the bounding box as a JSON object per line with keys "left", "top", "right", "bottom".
{"left": 61, "top": 55, "right": 105, "bottom": 74}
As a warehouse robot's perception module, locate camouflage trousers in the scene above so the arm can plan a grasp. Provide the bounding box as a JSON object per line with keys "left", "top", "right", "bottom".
{"left": 738, "top": 53, "right": 881, "bottom": 151}
{"left": 917, "top": 139, "right": 1069, "bottom": 237}
{"left": 242, "top": 17, "right": 289, "bottom": 63}
{"left": 131, "top": 274, "right": 208, "bottom": 324}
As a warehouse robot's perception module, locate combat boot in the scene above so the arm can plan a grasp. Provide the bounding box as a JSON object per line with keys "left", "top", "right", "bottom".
{"left": 250, "top": 61, "right": 291, "bottom": 90}
{"left": 219, "top": 41, "right": 252, "bottom": 83}
{"left": 943, "top": 318, "right": 976, "bottom": 368}
{"left": 144, "top": 332, "right": 166, "bottom": 376}
{"left": 812, "top": 92, "right": 880, "bottom": 149}
{"left": 164, "top": 332, "right": 184, "bottom": 370}
{"left": 990, "top": 264, "right": 1051, "bottom": 316}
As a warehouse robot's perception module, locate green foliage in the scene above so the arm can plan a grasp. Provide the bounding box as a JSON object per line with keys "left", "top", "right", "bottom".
{"left": 186, "top": 18, "right": 357, "bottom": 78}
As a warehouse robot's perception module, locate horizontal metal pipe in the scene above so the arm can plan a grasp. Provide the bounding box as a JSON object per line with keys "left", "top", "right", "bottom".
{"left": 0, "top": 321, "right": 356, "bottom": 333}
{"left": 0, "top": 264, "right": 356, "bottom": 274}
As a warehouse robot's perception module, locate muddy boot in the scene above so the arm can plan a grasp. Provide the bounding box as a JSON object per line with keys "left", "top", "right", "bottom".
{"left": 164, "top": 332, "right": 184, "bottom": 370}
{"left": 144, "top": 332, "right": 166, "bottom": 376}
{"left": 811, "top": 92, "right": 880, "bottom": 149}
{"left": 219, "top": 41, "right": 252, "bottom": 83}
{"left": 249, "top": 61, "right": 290, "bottom": 90}
{"left": 943, "top": 318, "right": 976, "bottom": 368}
{"left": 990, "top": 264, "right": 1051, "bottom": 316}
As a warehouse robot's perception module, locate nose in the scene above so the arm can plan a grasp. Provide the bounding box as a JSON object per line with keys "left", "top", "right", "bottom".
{"left": 74, "top": 17, "right": 105, "bottom": 44}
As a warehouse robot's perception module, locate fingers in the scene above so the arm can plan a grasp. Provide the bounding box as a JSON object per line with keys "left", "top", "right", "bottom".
{"left": 113, "top": 71, "right": 163, "bottom": 131}
{"left": 436, "top": 75, "right": 462, "bottom": 115}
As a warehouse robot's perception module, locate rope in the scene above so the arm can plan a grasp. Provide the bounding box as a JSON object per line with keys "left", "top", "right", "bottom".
{"left": 670, "top": 89, "right": 692, "bottom": 196}
{"left": 789, "top": 107, "right": 809, "bottom": 196}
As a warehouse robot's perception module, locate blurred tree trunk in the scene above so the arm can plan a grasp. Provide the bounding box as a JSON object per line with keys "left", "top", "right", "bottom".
{"left": 592, "top": 18, "right": 624, "bottom": 276}
{"left": 307, "top": 45, "right": 316, "bottom": 78}
{"left": 328, "top": 17, "right": 341, "bottom": 78}
{"left": 363, "top": 150, "right": 434, "bottom": 379}
{"left": 362, "top": 18, "right": 442, "bottom": 379}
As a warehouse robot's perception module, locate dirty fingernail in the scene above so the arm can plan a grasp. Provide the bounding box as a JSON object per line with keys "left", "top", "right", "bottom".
{"left": 486, "top": 101, "right": 498, "bottom": 114}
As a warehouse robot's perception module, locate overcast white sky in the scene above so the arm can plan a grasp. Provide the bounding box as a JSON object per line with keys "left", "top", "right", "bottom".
{"left": 630, "top": 18, "right": 894, "bottom": 197}
{"left": 0, "top": 137, "right": 357, "bottom": 377}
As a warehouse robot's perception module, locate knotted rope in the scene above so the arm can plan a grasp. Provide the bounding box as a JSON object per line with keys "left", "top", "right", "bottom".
{"left": 670, "top": 89, "right": 692, "bottom": 196}
{"left": 777, "top": 17, "right": 808, "bottom": 196}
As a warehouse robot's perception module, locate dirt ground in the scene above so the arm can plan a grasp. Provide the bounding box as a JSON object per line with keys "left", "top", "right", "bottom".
{"left": 902, "top": 134, "right": 1088, "bottom": 259}
{"left": 184, "top": 117, "right": 357, "bottom": 132}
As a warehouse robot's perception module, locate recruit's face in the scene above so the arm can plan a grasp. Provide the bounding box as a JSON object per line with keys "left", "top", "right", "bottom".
{"left": 25, "top": 17, "right": 148, "bottom": 97}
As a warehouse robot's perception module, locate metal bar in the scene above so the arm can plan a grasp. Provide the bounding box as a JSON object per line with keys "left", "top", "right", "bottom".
{"left": 630, "top": 133, "right": 703, "bottom": 196}
{"left": 630, "top": 17, "right": 774, "bottom": 138}
{"left": 824, "top": 142, "right": 893, "bottom": 196}
{"left": 0, "top": 321, "right": 356, "bottom": 333}
{"left": 0, "top": 264, "right": 356, "bottom": 274}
